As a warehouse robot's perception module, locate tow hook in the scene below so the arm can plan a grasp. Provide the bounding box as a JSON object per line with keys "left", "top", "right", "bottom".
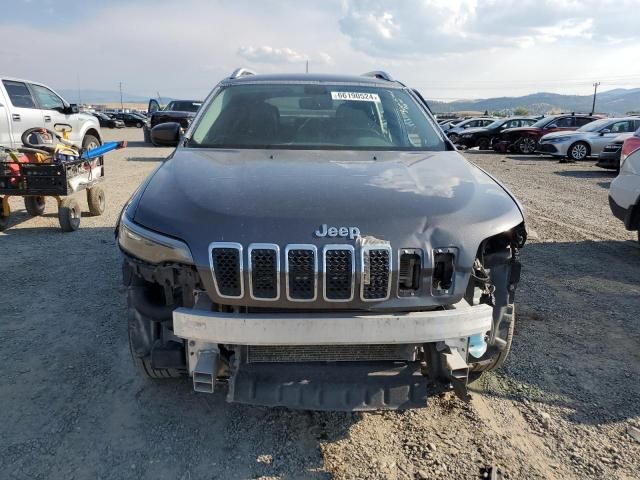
{"left": 441, "top": 345, "right": 471, "bottom": 401}
{"left": 188, "top": 341, "right": 219, "bottom": 393}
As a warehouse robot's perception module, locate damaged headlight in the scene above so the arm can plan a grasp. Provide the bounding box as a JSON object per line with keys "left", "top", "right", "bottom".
{"left": 118, "top": 214, "right": 194, "bottom": 264}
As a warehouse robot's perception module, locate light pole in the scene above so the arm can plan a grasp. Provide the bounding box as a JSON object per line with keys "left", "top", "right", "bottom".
{"left": 591, "top": 81, "right": 600, "bottom": 115}
{"left": 119, "top": 82, "right": 124, "bottom": 112}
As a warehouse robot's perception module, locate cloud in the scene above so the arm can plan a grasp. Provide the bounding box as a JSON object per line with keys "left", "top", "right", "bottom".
{"left": 338, "top": 0, "right": 640, "bottom": 57}
{"left": 237, "top": 46, "right": 306, "bottom": 64}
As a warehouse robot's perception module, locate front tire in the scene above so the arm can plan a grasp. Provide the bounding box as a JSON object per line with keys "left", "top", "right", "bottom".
{"left": 82, "top": 134, "right": 100, "bottom": 152}
{"left": 0, "top": 197, "right": 10, "bottom": 231}
{"left": 568, "top": 141, "right": 589, "bottom": 161}
{"left": 87, "top": 186, "right": 106, "bottom": 216}
{"left": 468, "top": 304, "right": 516, "bottom": 381}
{"left": 476, "top": 137, "right": 490, "bottom": 150}
{"left": 126, "top": 270, "right": 184, "bottom": 379}
{"left": 517, "top": 136, "right": 536, "bottom": 154}
{"left": 24, "top": 196, "right": 46, "bottom": 216}
{"left": 58, "top": 197, "right": 81, "bottom": 231}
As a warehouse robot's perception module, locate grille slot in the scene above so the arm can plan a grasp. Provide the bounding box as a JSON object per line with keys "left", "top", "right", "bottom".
{"left": 323, "top": 246, "right": 355, "bottom": 301}
{"left": 247, "top": 344, "right": 417, "bottom": 363}
{"left": 361, "top": 246, "right": 392, "bottom": 300}
{"left": 248, "top": 244, "right": 280, "bottom": 300}
{"left": 285, "top": 245, "right": 317, "bottom": 301}
{"left": 210, "top": 243, "right": 243, "bottom": 298}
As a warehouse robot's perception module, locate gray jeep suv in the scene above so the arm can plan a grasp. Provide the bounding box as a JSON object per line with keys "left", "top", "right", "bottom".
{"left": 116, "top": 69, "right": 526, "bottom": 410}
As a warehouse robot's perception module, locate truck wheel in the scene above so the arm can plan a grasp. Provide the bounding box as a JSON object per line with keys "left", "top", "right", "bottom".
{"left": 24, "top": 196, "right": 46, "bottom": 216}
{"left": 82, "top": 134, "right": 100, "bottom": 152}
{"left": 0, "top": 197, "right": 9, "bottom": 231}
{"left": 126, "top": 272, "right": 184, "bottom": 379}
{"left": 58, "top": 197, "right": 81, "bottom": 232}
{"left": 87, "top": 186, "right": 106, "bottom": 216}
{"left": 468, "top": 304, "right": 516, "bottom": 382}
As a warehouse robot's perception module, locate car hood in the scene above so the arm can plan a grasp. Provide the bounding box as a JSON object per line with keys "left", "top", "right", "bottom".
{"left": 133, "top": 149, "right": 523, "bottom": 274}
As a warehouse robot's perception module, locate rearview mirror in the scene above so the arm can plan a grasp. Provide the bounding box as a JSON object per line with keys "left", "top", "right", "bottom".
{"left": 151, "top": 122, "right": 181, "bottom": 147}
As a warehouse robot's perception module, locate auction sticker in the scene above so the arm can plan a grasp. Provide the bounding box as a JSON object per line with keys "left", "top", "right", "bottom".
{"left": 331, "top": 91, "right": 380, "bottom": 102}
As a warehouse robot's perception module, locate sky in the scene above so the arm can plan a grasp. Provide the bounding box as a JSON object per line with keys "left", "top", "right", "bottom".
{"left": 2, "top": 0, "right": 640, "bottom": 101}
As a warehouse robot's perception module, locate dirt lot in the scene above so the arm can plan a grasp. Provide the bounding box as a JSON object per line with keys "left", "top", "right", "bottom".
{"left": 1, "top": 129, "right": 639, "bottom": 480}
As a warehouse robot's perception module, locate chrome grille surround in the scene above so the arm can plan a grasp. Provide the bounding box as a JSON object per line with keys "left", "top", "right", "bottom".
{"left": 284, "top": 244, "right": 318, "bottom": 302}
{"left": 247, "top": 243, "right": 280, "bottom": 301}
{"left": 323, "top": 245, "right": 356, "bottom": 302}
{"left": 360, "top": 244, "right": 392, "bottom": 301}
{"left": 208, "top": 242, "right": 244, "bottom": 299}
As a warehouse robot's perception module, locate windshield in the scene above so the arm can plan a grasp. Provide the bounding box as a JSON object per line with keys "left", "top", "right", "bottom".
{"left": 166, "top": 101, "right": 202, "bottom": 112}
{"left": 577, "top": 118, "right": 610, "bottom": 132}
{"left": 531, "top": 117, "right": 551, "bottom": 128}
{"left": 188, "top": 84, "right": 445, "bottom": 150}
{"left": 485, "top": 119, "right": 504, "bottom": 129}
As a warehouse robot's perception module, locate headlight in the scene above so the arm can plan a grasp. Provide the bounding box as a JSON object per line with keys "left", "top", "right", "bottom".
{"left": 118, "top": 214, "right": 193, "bottom": 264}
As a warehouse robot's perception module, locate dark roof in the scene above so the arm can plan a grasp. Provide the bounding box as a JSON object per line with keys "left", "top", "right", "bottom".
{"left": 223, "top": 73, "right": 403, "bottom": 87}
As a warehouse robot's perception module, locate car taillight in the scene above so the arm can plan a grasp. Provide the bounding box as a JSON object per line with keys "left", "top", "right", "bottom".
{"left": 620, "top": 135, "right": 640, "bottom": 167}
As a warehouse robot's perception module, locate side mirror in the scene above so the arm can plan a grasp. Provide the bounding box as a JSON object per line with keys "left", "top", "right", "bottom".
{"left": 148, "top": 99, "right": 161, "bottom": 114}
{"left": 600, "top": 129, "right": 611, "bottom": 135}
{"left": 68, "top": 104, "right": 79, "bottom": 114}
{"left": 151, "top": 122, "right": 181, "bottom": 147}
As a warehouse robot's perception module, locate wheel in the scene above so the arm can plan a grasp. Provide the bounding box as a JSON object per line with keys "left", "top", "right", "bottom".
{"left": 136, "top": 122, "right": 143, "bottom": 128}
{"left": 448, "top": 133, "right": 459, "bottom": 144}
{"left": 568, "top": 141, "right": 589, "bottom": 161}
{"left": 0, "top": 197, "right": 10, "bottom": 231}
{"left": 58, "top": 197, "right": 81, "bottom": 232}
{"left": 82, "top": 134, "right": 100, "bottom": 152}
{"left": 126, "top": 267, "right": 185, "bottom": 379}
{"left": 517, "top": 136, "right": 536, "bottom": 154}
{"left": 476, "top": 137, "right": 490, "bottom": 150}
{"left": 468, "top": 304, "right": 516, "bottom": 382}
{"left": 86, "top": 186, "right": 106, "bottom": 216}
{"left": 24, "top": 196, "right": 46, "bottom": 216}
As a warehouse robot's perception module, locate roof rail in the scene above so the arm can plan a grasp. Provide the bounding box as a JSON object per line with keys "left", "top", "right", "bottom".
{"left": 361, "top": 71, "right": 394, "bottom": 82}
{"left": 229, "top": 68, "right": 256, "bottom": 79}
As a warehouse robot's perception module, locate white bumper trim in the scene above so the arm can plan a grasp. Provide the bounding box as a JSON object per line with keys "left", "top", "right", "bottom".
{"left": 173, "top": 301, "right": 492, "bottom": 345}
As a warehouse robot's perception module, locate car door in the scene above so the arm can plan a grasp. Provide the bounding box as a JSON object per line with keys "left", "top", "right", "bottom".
{"left": 543, "top": 116, "right": 575, "bottom": 135}
{"left": 1, "top": 80, "right": 44, "bottom": 147}
{"left": 592, "top": 120, "right": 634, "bottom": 154}
{"left": 29, "top": 83, "right": 81, "bottom": 143}
{"left": 0, "top": 86, "right": 12, "bottom": 147}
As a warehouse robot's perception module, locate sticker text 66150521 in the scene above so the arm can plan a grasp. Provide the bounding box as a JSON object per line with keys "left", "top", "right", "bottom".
{"left": 331, "top": 91, "right": 381, "bottom": 102}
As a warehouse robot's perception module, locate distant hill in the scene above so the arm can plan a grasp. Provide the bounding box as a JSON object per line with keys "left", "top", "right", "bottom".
{"left": 57, "top": 89, "right": 171, "bottom": 105}
{"left": 428, "top": 88, "right": 640, "bottom": 115}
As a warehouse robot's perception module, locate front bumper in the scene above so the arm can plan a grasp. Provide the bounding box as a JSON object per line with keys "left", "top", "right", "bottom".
{"left": 173, "top": 300, "right": 492, "bottom": 345}
{"left": 537, "top": 142, "right": 569, "bottom": 156}
{"left": 173, "top": 301, "right": 492, "bottom": 410}
{"left": 596, "top": 150, "right": 620, "bottom": 169}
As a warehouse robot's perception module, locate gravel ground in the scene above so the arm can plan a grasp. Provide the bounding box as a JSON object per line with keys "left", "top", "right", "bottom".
{"left": 1, "top": 130, "right": 639, "bottom": 479}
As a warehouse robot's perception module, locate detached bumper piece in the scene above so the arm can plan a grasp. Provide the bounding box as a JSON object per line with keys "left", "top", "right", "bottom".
{"left": 229, "top": 361, "right": 428, "bottom": 411}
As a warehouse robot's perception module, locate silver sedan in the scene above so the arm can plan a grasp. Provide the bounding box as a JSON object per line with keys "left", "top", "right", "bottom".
{"left": 537, "top": 117, "right": 640, "bottom": 161}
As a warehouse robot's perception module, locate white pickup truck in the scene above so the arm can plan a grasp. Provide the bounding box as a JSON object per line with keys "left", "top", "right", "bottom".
{"left": 0, "top": 76, "right": 102, "bottom": 150}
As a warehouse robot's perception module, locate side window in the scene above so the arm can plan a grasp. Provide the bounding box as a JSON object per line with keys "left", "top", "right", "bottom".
{"left": 610, "top": 121, "right": 634, "bottom": 133}
{"left": 634, "top": 120, "right": 640, "bottom": 131}
{"left": 31, "top": 84, "right": 65, "bottom": 111}
{"left": 575, "top": 117, "right": 594, "bottom": 127}
{"left": 555, "top": 117, "right": 575, "bottom": 128}
{"left": 524, "top": 119, "right": 536, "bottom": 126}
{"left": 482, "top": 120, "right": 493, "bottom": 126}
{"left": 2, "top": 80, "right": 36, "bottom": 108}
